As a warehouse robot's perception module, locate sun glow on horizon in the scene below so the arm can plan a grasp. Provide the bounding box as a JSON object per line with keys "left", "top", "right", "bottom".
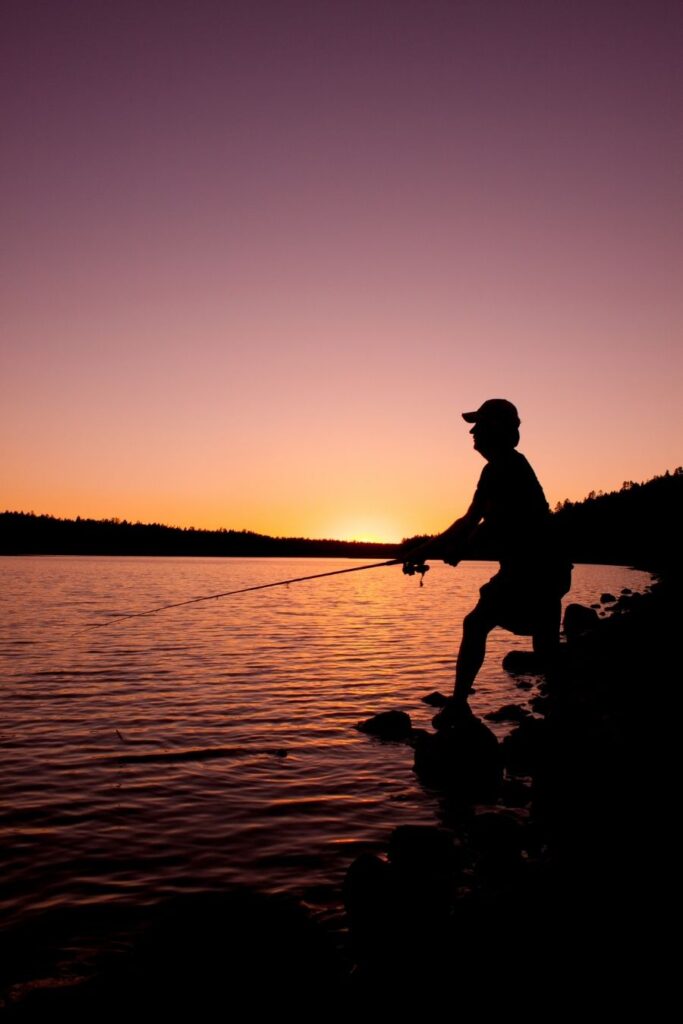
{"left": 323, "top": 518, "right": 403, "bottom": 544}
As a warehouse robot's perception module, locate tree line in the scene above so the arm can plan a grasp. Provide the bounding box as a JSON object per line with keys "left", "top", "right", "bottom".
{"left": 0, "top": 514, "right": 397, "bottom": 558}
{"left": 550, "top": 467, "right": 682, "bottom": 569}
{"left": 2, "top": 467, "right": 681, "bottom": 568}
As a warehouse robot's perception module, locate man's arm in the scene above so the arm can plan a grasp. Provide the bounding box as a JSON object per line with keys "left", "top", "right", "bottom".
{"left": 404, "top": 494, "right": 485, "bottom": 565}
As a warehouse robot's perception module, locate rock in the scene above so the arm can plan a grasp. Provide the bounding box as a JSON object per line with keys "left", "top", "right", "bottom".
{"left": 387, "top": 826, "right": 459, "bottom": 926}
{"left": 344, "top": 852, "right": 392, "bottom": 919}
{"left": 421, "top": 691, "right": 450, "bottom": 707}
{"left": 514, "top": 679, "right": 534, "bottom": 690}
{"left": 621, "top": 587, "right": 632, "bottom": 595}
{"left": 344, "top": 830, "right": 458, "bottom": 975}
{"left": 343, "top": 853, "right": 395, "bottom": 968}
{"left": 600, "top": 593, "right": 617, "bottom": 603}
{"left": 563, "top": 603, "right": 600, "bottom": 640}
{"left": 388, "top": 825, "right": 459, "bottom": 877}
{"left": 501, "top": 717, "right": 548, "bottom": 774}
{"left": 502, "top": 650, "right": 544, "bottom": 675}
{"left": 499, "top": 777, "right": 532, "bottom": 808}
{"left": 484, "top": 703, "right": 530, "bottom": 723}
{"left": 357, "top": 710, "right": 412, "bottom": 740}
{"left": 615, "top": 591, "right": 641, "bottom": 611}
{"left": 467, "top": 810, "right": 526, "bottom": 879}
{"left": 413, "top": 716, "right": 502, "bottom": 797}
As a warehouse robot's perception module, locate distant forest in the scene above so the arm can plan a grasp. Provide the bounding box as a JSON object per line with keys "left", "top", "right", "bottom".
{"left": 550, "top": 467, "right": 682, "bottom": 569}
{"left": 0, "top": 514, "right": 397, "bottom": 559}
{"left": 2, "top": 468, "right": 681, "bottom": 569}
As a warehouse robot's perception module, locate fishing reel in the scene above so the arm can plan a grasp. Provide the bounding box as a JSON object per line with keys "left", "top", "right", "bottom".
{"left": 402, "top": 560, "right": 430, "bottom": 587}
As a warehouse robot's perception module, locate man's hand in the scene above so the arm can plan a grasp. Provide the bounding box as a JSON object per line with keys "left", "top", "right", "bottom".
{"left": 442, "top": 545, "right": 462, "bottom": 568}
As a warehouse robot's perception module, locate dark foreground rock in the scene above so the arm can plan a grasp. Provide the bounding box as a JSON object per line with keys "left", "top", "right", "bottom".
{"left": 484, "top": 703, "right": 530, "bottom": 723}
{"left": 412, "top": 714, "right": 502, "bottom": 798}
{"left": 502, "top": 649, "right": 545, "bottom": 674}
{"left": 420, "top": 690, "right": 450, "bottom": 707}
{"left": 562, "top": 601, "right": 600, "bottom": 639}
{"left": 356, "top": 709, "right": 413, "bottom": 740}
{"left": 344, "top": 826, "right": 458, "bottom": 978}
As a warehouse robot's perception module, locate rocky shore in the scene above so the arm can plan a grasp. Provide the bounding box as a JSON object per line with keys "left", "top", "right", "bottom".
{"left": 343, "top": 568, "right": 672, "bottom": 1004}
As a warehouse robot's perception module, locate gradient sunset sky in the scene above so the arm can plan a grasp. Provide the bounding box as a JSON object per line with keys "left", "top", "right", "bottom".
{"left": 2, "top": 0, "right": 681, "bottom": 541}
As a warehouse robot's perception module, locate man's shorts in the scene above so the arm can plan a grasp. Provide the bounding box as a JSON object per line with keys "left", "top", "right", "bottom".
{"left": 475, "top": 562, "right": 572, "bottom": 636}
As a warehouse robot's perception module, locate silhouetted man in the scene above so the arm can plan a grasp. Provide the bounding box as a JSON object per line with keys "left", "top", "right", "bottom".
{"left": 406, "top": 399, "right": 571, "bottom": 726}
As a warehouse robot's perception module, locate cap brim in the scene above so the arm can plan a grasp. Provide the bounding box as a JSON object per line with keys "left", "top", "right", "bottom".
{"left": 462, "top": 411, "right": 478, "bottom": 423}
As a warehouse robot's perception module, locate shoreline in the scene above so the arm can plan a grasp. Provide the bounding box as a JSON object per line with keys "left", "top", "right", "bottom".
{"left": 341, "top": 563, "right": 671, "bottom": 1000}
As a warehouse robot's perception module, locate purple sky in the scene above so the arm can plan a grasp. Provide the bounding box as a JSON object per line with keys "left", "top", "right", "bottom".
{"left": 2, "top": 1, "right": 681, "bottom": 540}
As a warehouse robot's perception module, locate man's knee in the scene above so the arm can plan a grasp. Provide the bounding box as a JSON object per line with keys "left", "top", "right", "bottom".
{"left": 463, "top": 604, "right": 497, "bottom": 635}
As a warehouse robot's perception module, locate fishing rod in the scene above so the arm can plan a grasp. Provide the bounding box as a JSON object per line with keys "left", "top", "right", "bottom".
{"left": 81, "top": 557, "right": 430, "bottom": 632}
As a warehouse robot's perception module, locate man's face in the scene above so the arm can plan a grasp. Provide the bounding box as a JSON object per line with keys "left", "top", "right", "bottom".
{"left": 469, "top": 419, "right": 498, "bottom": 459}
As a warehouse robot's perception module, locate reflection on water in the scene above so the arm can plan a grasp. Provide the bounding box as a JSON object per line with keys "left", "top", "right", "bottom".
{"left": 0, "top": 556, "right": 650, "bottom": 979}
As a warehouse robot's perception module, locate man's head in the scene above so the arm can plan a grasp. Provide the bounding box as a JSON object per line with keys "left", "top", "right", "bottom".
{"left": 462, "top": 399, "right": 520, "bottom": 458}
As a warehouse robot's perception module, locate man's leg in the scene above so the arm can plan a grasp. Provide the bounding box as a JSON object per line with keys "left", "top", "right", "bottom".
{"left": 432, "top": 604, "right": 497, "bottom": 729}
{"left": 453, "top": 605, "right": 497, "bottom": 704}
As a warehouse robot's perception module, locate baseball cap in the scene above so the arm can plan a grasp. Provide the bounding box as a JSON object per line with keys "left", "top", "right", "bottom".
{"left": 462, "top": 399, "right": 520, "bottom": 427}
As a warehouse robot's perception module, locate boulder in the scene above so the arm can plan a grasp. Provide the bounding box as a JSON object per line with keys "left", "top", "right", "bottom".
{"left": 344, "top": 829, "right": 459, "bottom": 976}
{"left": 502, "top": 650, "right": 544, "bottom": 675}
{"left": 467, "top": 809, "right": 526, "bottom": 879}
{"left": 484, "top": 703, "right": 530, "bottom": 723}
{"left": 413, "top": 716, "right": 502, "bottom": 797}
{"left": 501, "top": 717, "right": 548, "bottom": 774}
{"left": 388, "top": 825, "right": 459, "bottom": 878}
{"left": 421, "top": 691, "right": 450, "bottom": 707}
{"left": 563, "top": 603, "right": 600, "bottom": 640}
{"left": 357, "top": 709, "right": 413, "bottom": 740}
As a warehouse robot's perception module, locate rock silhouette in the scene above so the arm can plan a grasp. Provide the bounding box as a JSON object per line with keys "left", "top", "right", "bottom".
{"left": 356, "top": 710, "right": 413, "bottom": 740}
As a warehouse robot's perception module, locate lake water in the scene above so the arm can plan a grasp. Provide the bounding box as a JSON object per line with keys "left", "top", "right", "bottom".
{"left": 0, "top": 556, "right": 651, "bottom": 997}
